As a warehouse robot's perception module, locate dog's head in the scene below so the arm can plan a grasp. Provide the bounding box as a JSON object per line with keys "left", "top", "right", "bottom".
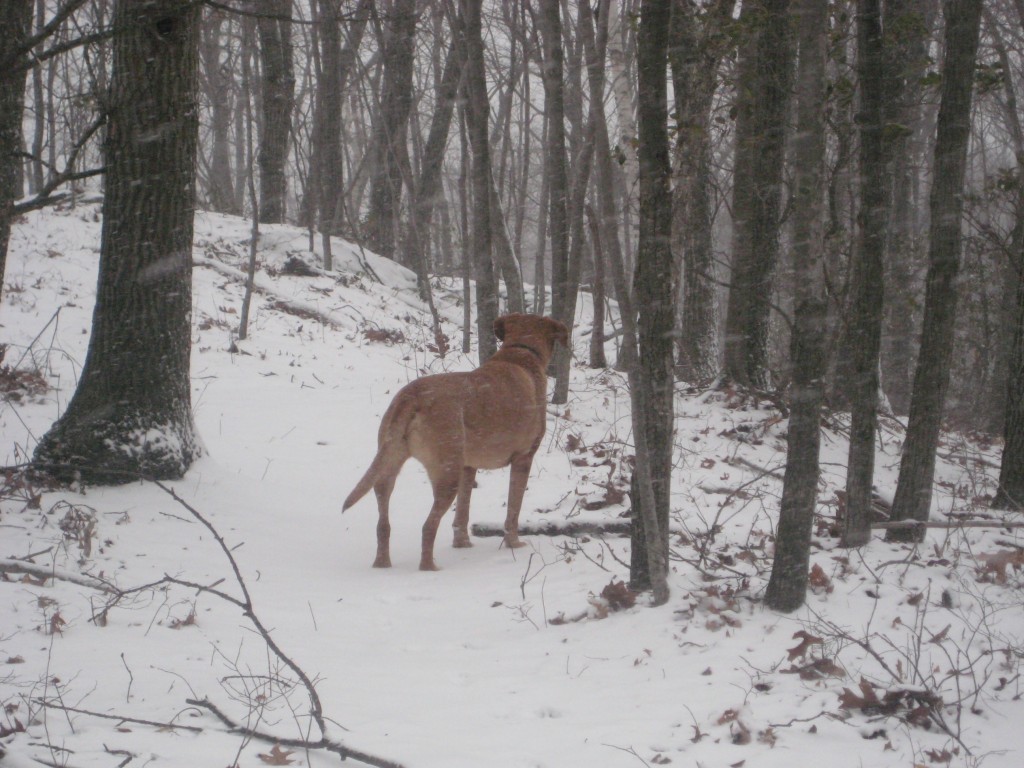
{"left": 493, "top": 314, "right": 569, "bottom": 364}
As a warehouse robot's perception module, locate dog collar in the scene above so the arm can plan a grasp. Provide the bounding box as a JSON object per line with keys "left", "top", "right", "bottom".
{"left": 503, "top": 343, "right": 543, "bottom": 360}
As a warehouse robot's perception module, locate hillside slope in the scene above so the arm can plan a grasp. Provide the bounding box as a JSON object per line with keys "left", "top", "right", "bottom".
{"left": 1, "top": 204, "right": 1023, "bottom": 768}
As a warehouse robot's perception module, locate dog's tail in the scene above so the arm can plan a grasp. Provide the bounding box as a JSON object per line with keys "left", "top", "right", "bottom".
{"left": 342, "top": 391, "right": 416, "bottom": 511}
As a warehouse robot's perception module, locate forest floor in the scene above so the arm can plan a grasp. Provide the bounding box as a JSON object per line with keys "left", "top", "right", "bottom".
{"left": 1, "top": 203, "right": 1023, "bottom": 768}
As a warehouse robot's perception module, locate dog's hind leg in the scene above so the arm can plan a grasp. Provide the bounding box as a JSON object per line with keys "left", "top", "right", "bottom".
{"left": 420, "top": 465, "right": 459, "bottom": 571}
{"left": 502, "top": 450, "right": 536, "bottom": 549}
{"left": 372, "top": 474, "right": 398, "bottom": 568}
{"left": 452, "top": 466, "right": 477, "bottom": 548}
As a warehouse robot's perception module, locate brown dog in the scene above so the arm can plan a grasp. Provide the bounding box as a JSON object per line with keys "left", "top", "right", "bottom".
{"left": 342, "top": 313, "right": 569, "bottom": 570}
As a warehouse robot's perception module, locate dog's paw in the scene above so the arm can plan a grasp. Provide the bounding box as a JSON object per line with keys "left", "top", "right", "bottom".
{"left": 503, "top": 537, "right": 528, "bottom": 549}
{"left": 452, "top": 537, "right": 474, "bottom": 548}
{"left": 419, "top": 561, "right": 442, "bottom": 572}
{"left": 372, "top": 557, "right": 392, "bottom": 568}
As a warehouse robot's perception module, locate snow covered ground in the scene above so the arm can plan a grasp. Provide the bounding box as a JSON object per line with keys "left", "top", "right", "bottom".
{"left": 2, "top": 203, "right": 1023, "bottom": 768}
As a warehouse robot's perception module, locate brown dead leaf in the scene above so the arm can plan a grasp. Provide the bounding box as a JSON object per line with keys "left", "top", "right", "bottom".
{"left": 258, "top": 745, "right": 296, "bottom": 765}
{"left": 928, "top": 624, "right": 951, "bottom": 644}
{"left": 808, "top": 563, "right": 833, "bottom": 594}
{"left": 48, "top": 612, "right": 66, "bottom": 635}
{"left": 601, "top": 580, "right": 637, "bottom": 611}
{"left": 978, "top": 550, "right": 1024, "bottom": 584}
{"left": 839, "top": 677, "right": 880, "bottom": 709}
{"left": 717, "top": 708, "right": 739, "bottom": 725}
{"left": 781, "top": 657, "right": 846, "bottom": 680}
{"left": 169, "top": 610, "right": 197, "bottom": 629}
{"left": 787, "top": 630, "right": 824, "bottom": 661}
{"left": 925, "top": 747, "right": 954, "bottom": 764}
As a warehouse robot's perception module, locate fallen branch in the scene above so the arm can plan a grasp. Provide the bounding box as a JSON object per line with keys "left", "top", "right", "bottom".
{"left": 871, "top": 520, "right": 1024, "bottom": 530}
{"left": 471, "top": 520, "right": 633, "bottom": 538}
{"left": 186, "top": 697, "right": 404, "bottom": 768}
{"left": 0, "top": 558, "right": 115, "bottom": 593}
{"left": 149, "top": 481, "right": 406, "bottom": 768}
{"left": 34, "top": 699, "right": 204, "bottom": 733}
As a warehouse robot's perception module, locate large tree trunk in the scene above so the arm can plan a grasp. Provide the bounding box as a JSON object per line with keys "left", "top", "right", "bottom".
{"left": 629, "top": 0, "right": 673, "bottom": 607}
{"left": 722, "top": 0, "right": 792, "bottom": 389}
{"left": 888, "top": 0, "right": 983, "bottom": 541}
{"left": 461, "top": 0, "right": 498, "bottom": 362}
{"left": 669, "top": 0, "right": 733, "bottom": 386}
{"left": 0, "top": 0, "right": 32, "bottom": 299}
{"left": 255, "top": 0, "right": 295, "bottom": 223}
{"left": 993, "top": 8, "right": 1024, "bottom": 510}
{"left": 366, "top": 0, "right": 416, "bottom": 261}
{"left": 537, "top": 0, "right": 572, "bottom": 393}
{"left": 34, "top": 0, "right": 202, "bottom": 484}
{"left": 997, "top": 210, "right": 1024, "bottom": 509}
{"left": 841, "top": 0, "right": 889, "bottom": 547}
{"left": 879, "top": 0, "right": 935, "bottom": 415}
{"left": 764, "top": 0, "right": 827, "bottom": 612}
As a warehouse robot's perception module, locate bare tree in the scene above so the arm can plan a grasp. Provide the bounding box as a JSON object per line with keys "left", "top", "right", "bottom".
{"left": 366, "top": 0, "right": 416, "bottom": 261}
{"left": 764, "top": 0, "right": 828, "bottom": 611}
{"left": 722, "top": 0, "right": 792, "bottom": 389}
{"left": 34, "top": 0, "right": 203, "bottom": 483}
{"left": 880, "top": 0, "right": 936, "bottom": 415}
{"left": 888, "top": 0, "right": 984, "bottom": 541}
{"left": 993, "top": 4, "right": 1024, "bottom": 510}
{"left": 842, "top": 0, "right": 889, "bottom": 547}
{"left": 200, "top": 6, "right": 238, "bottom": 214}
{"left": 629, "top": 0, "right": 674, "bottom": 607}
{"left": 461, "top": 0, "right": 498, "bottom": 362}
{"left": 536, "top": 0, "right": 572, "bottom": 395}
{"left": 0, "top": 0, "right": 32, "bottom": 297}
{"left": 255, "top": 0, "right": 295, "bottom": 223}
{"left": 669, "top": 0, "right": 734, "bottom": 386}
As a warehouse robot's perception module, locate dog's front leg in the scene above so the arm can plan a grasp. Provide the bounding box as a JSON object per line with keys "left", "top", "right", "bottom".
{"left": 452, "top": 466, "right": 477, "bottom": 548}
{"left": 502, "top": 452, "right": 534, "bottom": 549}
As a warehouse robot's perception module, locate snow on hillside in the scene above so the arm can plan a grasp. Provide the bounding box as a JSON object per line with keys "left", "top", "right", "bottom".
{"left": 2, "top": 203, "right": 1023, "bottom": 768}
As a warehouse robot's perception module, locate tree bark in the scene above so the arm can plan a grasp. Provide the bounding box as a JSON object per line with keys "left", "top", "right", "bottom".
{"left": 764, "top": 0, "right": 827, "bottom": 612}
{"left": 34, "top": 0, "right": 202, "bottom": 484}
{"left": 841, "top": 0, "right": 889, "bottom": 548}
{"left": 879, "top": 0, "right": 935, "bottom": 415}
{"left": 669, "top": 0, "right": 733, "bottom": 386}
{"left": 313, "top": 0, "right": 345, "bottom": 269}
{"left": 407, "top": 32, "right": 461, "bottom": 345}
{"left": 537, "top": 0, "right": 572, "bottom": 380}
{"left": 551, "top": 0, "right": 606, "bottom": 402}
{"left": 993, "top": 6, "right": 1024, "bottom": 510}
{"left": 0, "top": 0, "right": 32, "bottom": 299}
{"left": 630, "top": 0, "right": 673, "bottom": 606}
{"left": 255, "top": 0, "right": 295, "bottom": 223}
{"left": 888, "top": 0, "right": 983, "bottom": 541}
{"left": 461, "top": 0, "right": 498, "bottom": 362}
{"left": 722, "top": 0, "right": 792, "bottom": 389}
{"left": 366, "top": 0, "right": 417, "bottom": 261}
{"left": 200, "top": 7, "right": 237, "bottom": 214}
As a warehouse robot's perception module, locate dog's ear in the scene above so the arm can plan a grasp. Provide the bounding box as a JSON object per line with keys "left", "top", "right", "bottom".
{"left": 550, "top": 319, "right": 569, "bottom": 348}
{"left": 494, "top": 315, "right": 507, "bottom": 341}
